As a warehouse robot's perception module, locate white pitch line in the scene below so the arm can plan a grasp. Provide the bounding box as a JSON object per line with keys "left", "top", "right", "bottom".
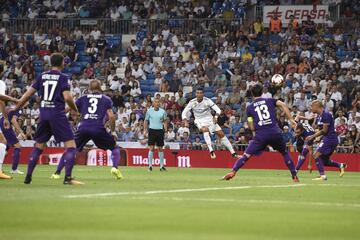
{"left": 128, "top": 196, "right": 360, "bottom": 209}
{"left": 63, "top": 184, "right": 306, "bottom": 199}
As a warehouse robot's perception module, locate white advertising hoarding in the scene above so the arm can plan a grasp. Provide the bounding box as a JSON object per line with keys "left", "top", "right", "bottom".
{"left": 263, "top": 5, "right": 329, "bottom": 25}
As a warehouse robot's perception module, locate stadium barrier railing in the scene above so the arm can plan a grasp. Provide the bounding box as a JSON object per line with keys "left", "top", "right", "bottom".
{"left": 2, "top": 17, "right": 247, "bottom": 35}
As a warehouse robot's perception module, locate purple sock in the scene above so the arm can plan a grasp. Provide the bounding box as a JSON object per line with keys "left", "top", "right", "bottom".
{"left": 63, "top": 148, "right": 76, "bottom": 177}
{"left": 26, "top": 148, "right": 43, "bottom": 176}
{"left": 324, "top": 159, "right": 341, "bottom": 168}
{"left": 111, "top": 147, "right": 120, "bottom": 168}
{"left": 282, "top": 152, "right": 297, "bottom": 177}
{"left": 55, "top": 155, "right": 65, "bottom": 174}
{"left": 12, "top": 148, "right": 21, "bottom": 171}
{"left": 295, "top": 148, "right": 309, "bottom": 171}
{"left": 232, "top": 155, "right": 249, "bottom": 172}
{"left": 315, "top": 157, "right": 325, "bottom": 175}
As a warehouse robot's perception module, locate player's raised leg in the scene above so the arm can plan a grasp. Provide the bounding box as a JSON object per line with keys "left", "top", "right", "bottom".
{"left": 295, "top": 146, "right": 310, "bottom": 171}
{"left": 0, "top": 133, "right": 11, "bottom": 179}
{"left": 215, "top": 129, "right": 239, "bottom": 158}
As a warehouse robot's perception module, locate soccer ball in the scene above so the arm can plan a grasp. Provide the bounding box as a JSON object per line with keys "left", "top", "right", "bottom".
{"left": 271, "top": 74, "right": 284, "bottom": 85}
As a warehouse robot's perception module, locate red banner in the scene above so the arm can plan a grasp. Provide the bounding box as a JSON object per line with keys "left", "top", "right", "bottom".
{"left": 126, "top": 149, "right": 360, "bottom": 172}
{"left": 4, "top": 147, "right": 360, "bottom": 172}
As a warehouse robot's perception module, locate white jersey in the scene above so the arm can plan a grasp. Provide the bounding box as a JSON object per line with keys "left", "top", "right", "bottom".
{"left": 181, "top": 97, "right": 221, "bottom": 121}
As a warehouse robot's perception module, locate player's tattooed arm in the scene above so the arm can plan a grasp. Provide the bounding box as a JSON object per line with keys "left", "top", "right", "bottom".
{"left": 0, "top": 94, "right": 19, "bottom": 103}
{"left": 14, "top": 87, "right": 36, "bottom": 111}
{"left": 305, "top": 124, "right": 329, "bottom": 142}
{"left": 276, "top": 100, "right": 296, "bottom": 128}
{"left": 63, "top": 90, "right": 79, "bottom": 113}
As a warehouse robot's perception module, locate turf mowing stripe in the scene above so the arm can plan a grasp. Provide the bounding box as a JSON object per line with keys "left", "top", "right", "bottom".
{"left": 127, "top": 196, "right": 360, "bottom": 209}
{"left": 63, "top": 184, "right": 306, "bottom": 199}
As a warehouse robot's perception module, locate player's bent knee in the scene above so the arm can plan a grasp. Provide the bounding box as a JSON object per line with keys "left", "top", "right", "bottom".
{"left": 216, "top": 131, "right": 225, "bottom": 138}
{"left": 64, "top": 140, "right": 76, "bottom": 149}
{"left": 201, "top": 127, "right": 209, "bottom": 133}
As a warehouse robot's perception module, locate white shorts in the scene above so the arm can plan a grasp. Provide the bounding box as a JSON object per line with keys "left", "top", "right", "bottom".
{"left": 194, "top": 118, "right": 222, "bottom": 134}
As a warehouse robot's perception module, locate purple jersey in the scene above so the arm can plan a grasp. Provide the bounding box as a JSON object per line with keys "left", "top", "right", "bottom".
{"left": 0, "top": 110, "right": 21, "bottom": 126}
{"left": 32, "top": 70, "right": 70, "bottom": 120}
{"left": 316, "top": 111, "right": 337, "bottom": 141}
{"left": 76, "top": 93, "right": 112, "bottom": 128}
{"left": 246, "top": 98, "right": 281, "bottom": 135}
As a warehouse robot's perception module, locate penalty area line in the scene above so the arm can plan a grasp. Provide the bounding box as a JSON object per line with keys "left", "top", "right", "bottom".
{"left": 63, "top": 184, "right": 306, "bottom": 199}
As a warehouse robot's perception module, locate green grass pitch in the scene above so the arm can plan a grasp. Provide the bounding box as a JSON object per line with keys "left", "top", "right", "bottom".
{"left": 1, "top": 164, "right": 359, "bottom": 240}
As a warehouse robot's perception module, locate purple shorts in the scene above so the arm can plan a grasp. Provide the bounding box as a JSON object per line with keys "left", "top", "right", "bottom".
{"left": 246, "top": 132, "right": 287, "bottom": 155}
{"left": 316, "top": 138, "right": 338, "bottom": 156}
{"left": 34, "top": 116, "right": 74, "bottom": 143}
{"left": 1, "top": 126, "right": 19, "bottom": 146}
{"left": 75, "top": 126, "right": 116, "bottom": 152}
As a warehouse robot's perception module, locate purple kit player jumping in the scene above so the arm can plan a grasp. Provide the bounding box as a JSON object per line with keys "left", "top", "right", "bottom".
{"left": 0, "top": 109, "right": 26, "bottom": 174}
{"left": 53, "top": 80, "right": 123, "bottom": 180}
{"left": 14, "top": 53, "right": 83, "bottom": 185}
{"left": 222, "top": 84, "right": 299, "bottom": 182}
{"left": 305, "top": 100, "right": 347, "bottom": 180}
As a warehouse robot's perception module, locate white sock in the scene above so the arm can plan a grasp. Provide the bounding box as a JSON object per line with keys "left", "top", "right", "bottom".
{"left": 0, "top": 143, "right": 6, "bottom": 171}
{"left": 221, "top": 136, "right": 235, "bottom": 154}
{"left": 203, "top": 132, "right": 213, "bottom": 152}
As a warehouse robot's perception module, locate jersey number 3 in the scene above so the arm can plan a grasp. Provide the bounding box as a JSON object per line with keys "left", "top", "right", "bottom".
{"left": 88, "top": 98, "right": 98, "bottom": 114}
{"left": 255, "top": 105, "right": 270, "bottom": 121}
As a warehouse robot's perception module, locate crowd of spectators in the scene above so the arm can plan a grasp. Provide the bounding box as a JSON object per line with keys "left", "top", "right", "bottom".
{"left": 0, "top": 1, "right": 359, "bottom": 153}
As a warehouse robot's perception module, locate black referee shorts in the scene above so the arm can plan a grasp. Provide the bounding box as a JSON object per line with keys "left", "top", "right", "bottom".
{"left": 148, "top": 128, "right": 165, "bottom": 147}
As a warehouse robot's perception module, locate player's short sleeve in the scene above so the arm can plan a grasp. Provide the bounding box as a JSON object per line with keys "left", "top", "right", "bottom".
{"left": 145, "top": 109, "right": 150, "bottom": 121}
{"left": 246, "top": 105, "right": 252, "bottom": 118}
{"left": 31, "top": 75, "right": 42, "bottom": 91}
{"left": 105, "top": 97, "right": 113, "bottom": 110}
{"left": 60, "top": 75, "right": 71, "bottom": 92}
{"left": 75, "top": 97, "right": 82, "bottom": 111}
{"left": 270, "top": 98, "right": 277, "bottom": 107}
{"left": 322, "top": 112, "right": 332, "bottom": 125}
{"left": 0, "top": 81, "right": 6, "bottom": 95}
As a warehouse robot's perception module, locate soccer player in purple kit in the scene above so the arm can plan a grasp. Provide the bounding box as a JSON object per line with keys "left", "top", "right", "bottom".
{"left": 304, "top": 100, "right": 347, "bottom": 180}
{"left": 14, "top": 53, "right": 83, "bottom": 185}
{"left": 51, "top": 80, "right": 123, "bottom": 179}
{"left": 0, "top": 108, "right": 27, "bottom": 174}
{"left": 222, "top": 84, "right": 299, "bottom": 182}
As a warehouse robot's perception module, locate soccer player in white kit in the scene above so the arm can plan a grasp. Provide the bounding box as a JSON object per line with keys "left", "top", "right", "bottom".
{"left": 0, "top": 72, "right": 20, "bottom": 179}
{"left": 182, "top": 87, "right": 239, "bottom": 159}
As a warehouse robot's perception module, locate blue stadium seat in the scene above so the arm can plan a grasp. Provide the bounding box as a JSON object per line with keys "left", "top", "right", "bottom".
{"left": 232, "top": 104, "right": 241, "bottom": 110}
{"left": 204, "top": 92, "right": 214, "bottom": 98}
{"left": 70, "top": 66, "right": 82, "bottom": 74}
{"left": 78, "top": 55, "right": 91, "bottom": 62}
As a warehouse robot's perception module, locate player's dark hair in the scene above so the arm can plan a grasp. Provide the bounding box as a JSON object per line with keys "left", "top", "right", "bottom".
{"left": 196, "top": 86, "right": 204, "bottom": 92}
{"left": 296, "top": 123, "right": 304, "bottom": 131}
{"left": 251, "top": 84, "right": 263, "bottom": 97}
{"left": 50, "top": 53, "right": 64, "bottom": 67}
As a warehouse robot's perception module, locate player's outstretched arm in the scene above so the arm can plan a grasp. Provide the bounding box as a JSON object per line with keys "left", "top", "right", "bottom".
{"left": 63, "top": 90, "right": 79, "bottom": 113}
{"left": 14, "top": 87, "right": 36, "bottom": 111}
{"left": 305, "top": 124, "right": 329, "bottom": 142}
{"left": 0, "top": 94, "right": 19, "bottom": 103}
{"left": 276, "top": 100, "right": 296, "bottom": 127}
